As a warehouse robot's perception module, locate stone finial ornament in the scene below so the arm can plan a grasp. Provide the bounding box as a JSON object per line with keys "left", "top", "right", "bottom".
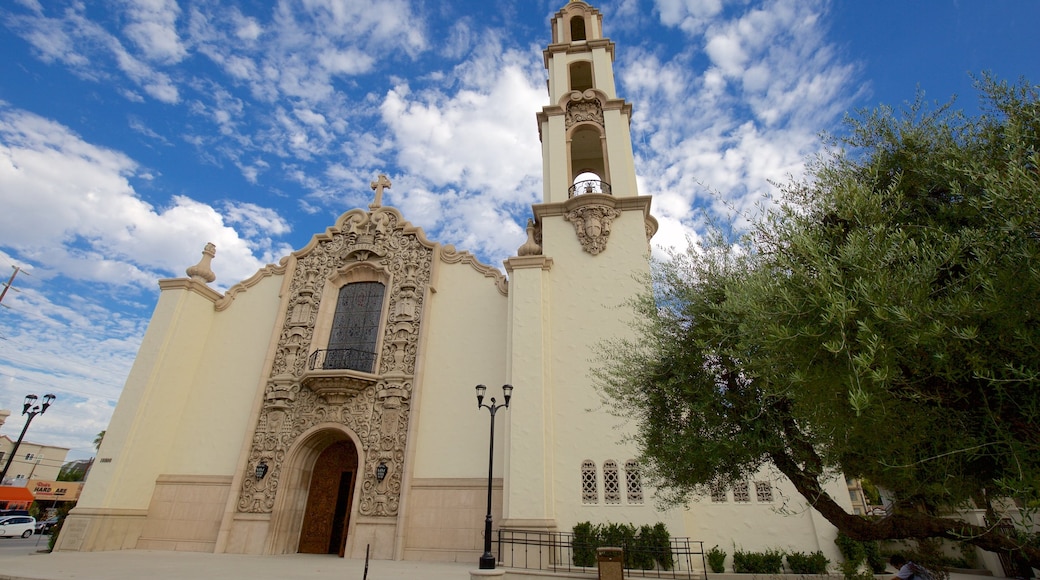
{"left": 517, "top": 219, "right": 542, "bottom": 256}
{"left": 370, "top": 174, "right": 391, "bottom": 210}
{"left": 186, "top": 242, "right": 217, "bottom": 283}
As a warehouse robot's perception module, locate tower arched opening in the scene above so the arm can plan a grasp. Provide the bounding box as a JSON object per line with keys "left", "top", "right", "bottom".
{"left": 568, "top": 125, "right": 607, "bottom": 196}
{"left": 570, "top": 15, "right": 587, "bottom": 41}
{"left": 569, "top": 61, "right": 593, "bottom": 93}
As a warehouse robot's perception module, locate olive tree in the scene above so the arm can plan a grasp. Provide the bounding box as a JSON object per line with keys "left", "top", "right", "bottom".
{"left": 597, "top": 76, "right": 1040, "bottom": 567}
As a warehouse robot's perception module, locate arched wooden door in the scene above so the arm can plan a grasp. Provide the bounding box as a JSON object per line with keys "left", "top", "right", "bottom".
{"left": 297, "top": 440, "right": 358, "bottom": 556}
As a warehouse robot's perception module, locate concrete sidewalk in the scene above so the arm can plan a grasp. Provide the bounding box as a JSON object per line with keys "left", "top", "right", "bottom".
{"left": 0, "top": 550, "right": 1002, "bottom": 580}
{"left": 0, "top": 550, "right": 476, "bottom": 580}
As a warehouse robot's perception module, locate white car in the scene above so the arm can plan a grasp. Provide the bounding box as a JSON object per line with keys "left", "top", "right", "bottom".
{"left": 0, "top": 515, "right": 36, "bottom": 538}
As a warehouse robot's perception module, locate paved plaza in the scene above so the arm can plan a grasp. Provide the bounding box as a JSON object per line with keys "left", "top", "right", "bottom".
{"left": 0, "top": 549, "right": 476, "bottom": 580}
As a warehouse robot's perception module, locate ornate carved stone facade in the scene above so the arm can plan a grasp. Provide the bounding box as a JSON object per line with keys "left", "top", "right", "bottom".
{"left": 565, "top": 90, "right": 604, "bottom": 129}
{"left": 565, "top": 203, "right": 621, "bottom": 255}
{"left": 238, "top": 207, "right": 434, "bottom": 519}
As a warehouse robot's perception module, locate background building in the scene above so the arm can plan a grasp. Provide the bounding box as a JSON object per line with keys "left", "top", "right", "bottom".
{"left": 0, "top": 435, "right": 70, "bottom": 486}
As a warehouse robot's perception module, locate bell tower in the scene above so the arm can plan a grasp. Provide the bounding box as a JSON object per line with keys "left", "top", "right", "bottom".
{"left": 502, "top": 0, "right": 660, "bottom": 537}
{"left": 538, "top": 0, "right": 639, "bottom": 204}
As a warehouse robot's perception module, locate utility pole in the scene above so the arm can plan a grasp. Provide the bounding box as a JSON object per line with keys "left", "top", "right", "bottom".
{"left": 0, "top": 265, "right": 24, "bottom": 307}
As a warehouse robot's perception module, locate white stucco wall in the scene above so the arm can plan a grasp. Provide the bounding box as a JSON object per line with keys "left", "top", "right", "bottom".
{"left": 79, "top": 273, "right": 283, "bottom": 512}
{"left": 408, "top": 257, "right": 509, "bottom": 480}
{"left": 163, "top": 274, "right": 284, "bottom": 476}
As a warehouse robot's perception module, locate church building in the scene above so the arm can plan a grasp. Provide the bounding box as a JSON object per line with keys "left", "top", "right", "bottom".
{"left": 55, "top": 0, "right": 851, "bottom": 566}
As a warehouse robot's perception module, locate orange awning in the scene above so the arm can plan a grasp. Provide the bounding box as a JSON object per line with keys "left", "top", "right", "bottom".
{"left": 0, "top": 486, "right": 35, "bottom": 502}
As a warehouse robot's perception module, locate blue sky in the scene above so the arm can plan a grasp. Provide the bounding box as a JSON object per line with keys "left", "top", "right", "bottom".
{"left": 0, "top": 0, "right": 1037, "bottom": 465}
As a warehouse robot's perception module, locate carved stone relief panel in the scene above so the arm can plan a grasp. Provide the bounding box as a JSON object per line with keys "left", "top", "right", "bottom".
{"left": 238, "top": 207, "right": 434, "bottom": 519}
{"left": 565, "top": 204, "right": 621, "bottom": 255}
{"left": 565, "top": 91, "right": 604, "bottom": 129}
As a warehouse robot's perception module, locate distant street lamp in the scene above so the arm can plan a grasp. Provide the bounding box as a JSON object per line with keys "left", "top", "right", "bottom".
{"left": 475, "top": 383, "right": 512, "bottom": 570}
{"left": 0, "top": 394, "right": 56, "bottom": 485}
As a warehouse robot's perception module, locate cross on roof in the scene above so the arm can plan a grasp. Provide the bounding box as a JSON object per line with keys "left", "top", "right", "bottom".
{"left": 370, "top": 174, "right": 391, "bottom": 210}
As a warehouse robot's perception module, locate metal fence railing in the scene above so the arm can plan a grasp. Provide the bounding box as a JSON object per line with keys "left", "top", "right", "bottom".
{"left": 497, "top": 528, "right": 708, "bottom": 579}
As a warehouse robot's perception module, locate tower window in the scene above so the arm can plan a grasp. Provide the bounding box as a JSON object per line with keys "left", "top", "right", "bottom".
{"left": 570, "top": 16, "right": 586, "bottom": 41}
{"left": 326, "top": 282, "right": 384, "bottom": 372}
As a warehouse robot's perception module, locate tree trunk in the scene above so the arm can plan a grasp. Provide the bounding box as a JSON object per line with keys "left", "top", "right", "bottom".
{"left": 768, "top": 451, "right": 1040, "bottom": 569}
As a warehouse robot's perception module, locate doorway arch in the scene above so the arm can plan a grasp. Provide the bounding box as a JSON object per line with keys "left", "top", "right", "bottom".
{"left": 266, "top": 425, "right": 363, "bottom": 556}
{"left": 298, "top": 439, "right": 358, "bottom": 555}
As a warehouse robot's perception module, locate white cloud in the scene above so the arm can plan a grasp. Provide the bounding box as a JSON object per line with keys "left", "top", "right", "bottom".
{"left": 625, "top": 0, "right": 856, "bottom": 252}
{"left": 655, "top": 0, "right": 725, "bottom": 35}
{"left": 0, "top": 105, "right": 277, "bottom": 287}
{"left": 121, "top": 0, "right": 188, "bottom": 64}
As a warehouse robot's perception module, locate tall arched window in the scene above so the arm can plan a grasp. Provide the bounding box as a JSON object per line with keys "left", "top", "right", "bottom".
{"left": 326, "top": 281, "right": 384, "bottom": 372}
{"left": 625, "top": 460, "right": 643, "bottom": 504}
{"left": 603, "top": 460, "right": 620, "bottom": 504}
{"left": 581, "top": 460, "right": 598, "bottom": 504}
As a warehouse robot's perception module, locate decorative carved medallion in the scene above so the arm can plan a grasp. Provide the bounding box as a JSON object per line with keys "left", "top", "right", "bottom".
{"left": 565, "top": 91, "right": 604, "bottom": 129}
{"left": 565, "top": 204, "right": 621, "bottom": 255}
{"left": 237, "top": 206, "right": 434, "bottom": 519}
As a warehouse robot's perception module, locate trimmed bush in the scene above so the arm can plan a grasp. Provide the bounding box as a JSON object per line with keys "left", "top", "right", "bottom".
{"left": 787, "top": 550, "right": 830, "bottom": 574}
{"left": 733, "top": 548, "right": 784, "bottom": 574}
{"left": 707, "top": 545, "right": 727, "bottom": 573}
{"left": 570, "top": 521, "right": 674, "bottom": 571}
{"left": 573, "top": 521, "right": 597, "bottom": 567}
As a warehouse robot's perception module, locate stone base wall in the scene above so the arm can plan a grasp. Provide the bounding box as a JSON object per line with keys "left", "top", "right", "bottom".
{"left": 402, "top": 478, "right": 501, "bottom": 562}
{"left": 135, "top": 474, "right": 232, "bottom": 552}
{"left": 53, "top": 507, "right": 148, "bottom": 552}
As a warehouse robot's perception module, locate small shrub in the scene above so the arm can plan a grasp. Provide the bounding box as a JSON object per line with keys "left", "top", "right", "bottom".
{"left": 787, "top": 550, "right": 830, "bottom": 574}
{"left": 733, "top": 548, "right": 784, "bottom": 574}
{"left": 571, "top": 521, "right": 675, "bottom": 571}
{"left": 835, "top": 532, "right": 865, "bottom": 564}
{"left": 573, "top": 521, "right": 597, "bottom": 567}
{"left": 649, "top": 522, "right": 674, "bottom": 571}
{"left": 863, "top": 540, "right": 887, "bottom": 573}
{"left": 632, "top": 525, "right": 657, "bottom": 570}
{"left": 707, "top": 545, "right": 727, "bottom": 573}
{"left": 46, "top": 502, "right": 75, "bottom": 552}
{"left": 600, "top": 522, "right": 638, "bottom": 568}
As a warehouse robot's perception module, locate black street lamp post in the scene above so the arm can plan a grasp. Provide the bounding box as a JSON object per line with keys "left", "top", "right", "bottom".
{"left": 475, "top": 383, "right": 512, "bottom": 570}
{"left": 0, "top": 393, "right": 56, "bottom": 485}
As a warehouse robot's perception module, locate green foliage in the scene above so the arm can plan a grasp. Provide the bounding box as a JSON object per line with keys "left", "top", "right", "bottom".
{"left": 786, "top": 551, "right": 830, "bottom": 574}
{"left": 835, "top": 532, "right": 865, "bottom": 564}
{"left": 732, "top": 549, "right": 784, "bottom": 574}
{"left": 572, "top": 521, "right": 597, "bottom": 567}
{"left": 863, "top": 540, "right": 887, "bottom": 573}
{"left": 600, "top": 522, "right": 638, "bottom": 568}
{"left": 57, "top": 464, "right": 87, "bottom": 482}
{"left": 641, "top": 523, "right": 673, "bottom": 571}
{"left": 46, "top": 502, "right": 75, "bottom": 552}
{"left": 956, "top": 542, "right": 979, "bottom": 569}
{"left": 595, "top": 75, "right": 1040, "bottom": 567}
{"left": 570, "top": 521, "right": 674, "bottom": 570}
{"left": 707, "top": 545, "right": 727, "bottom": 573}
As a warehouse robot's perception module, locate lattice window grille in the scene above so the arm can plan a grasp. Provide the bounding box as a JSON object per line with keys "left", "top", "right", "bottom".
{"left": 755, "top": 481, "right": 774, "bottom": 502}
{"left": 582, "top": 460, "right": 598, "bottom": 504}
{"left": 624, "top": 460, "right": 643, "bottom": 504}
{"left": 710, "top": 483, "right": 727, "bottom": 503}
{"left": 603, "top": 460, "right": 621, "bottom": 504}
{"left": 733, "top": 481, "right": 751, "bottom": 502}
